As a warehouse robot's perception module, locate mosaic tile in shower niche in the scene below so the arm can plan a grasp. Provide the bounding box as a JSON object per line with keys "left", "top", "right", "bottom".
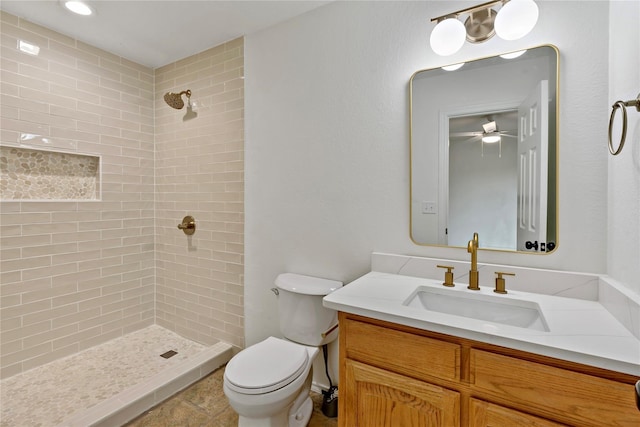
{"left": 0, "top": 146, "right": 100, "bottom": 200}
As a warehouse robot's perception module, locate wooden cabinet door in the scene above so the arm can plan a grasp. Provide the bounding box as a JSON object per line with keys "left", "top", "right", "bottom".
{"left": 341, "top": 359, "right": 460, "bottom": 427}
{"left": 469, "top": 398, "right": 567, "bottom": 427}
{"left": 471, "top": 349, "right": 640, "bottom": 426}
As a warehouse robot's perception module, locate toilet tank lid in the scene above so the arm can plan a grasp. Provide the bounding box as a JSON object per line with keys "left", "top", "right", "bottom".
{"left": 275, "top": 273, "right": 342, "bottom": 295}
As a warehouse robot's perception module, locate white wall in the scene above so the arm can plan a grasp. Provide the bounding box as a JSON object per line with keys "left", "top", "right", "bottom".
{"left": 244, "top": 0, "right": 616, "bottom": 385}
{"left": 608, "top": 0, "right": 640, "bottom": 294}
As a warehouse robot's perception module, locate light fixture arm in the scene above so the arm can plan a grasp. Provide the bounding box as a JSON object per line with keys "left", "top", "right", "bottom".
{"left": 431, "top": 0, "right": 506, "bottom": 23}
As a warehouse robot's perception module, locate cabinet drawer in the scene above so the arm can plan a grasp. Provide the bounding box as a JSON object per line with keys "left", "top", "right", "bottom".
{"left": 471, "top": 350, "right": 640, "bottom": 427}
{"left": 469, "top": 398, "right": 567, "bottom": 426}
{"left": 343, "top": 318, "right": 461, "bottom": 382}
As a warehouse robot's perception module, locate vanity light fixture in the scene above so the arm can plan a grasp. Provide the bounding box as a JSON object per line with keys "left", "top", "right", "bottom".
{"left": 63, "top": 0, "right": 94, "bottom": 16}
{"left": 430, "top": 0, "right": 539, "bottom": 56}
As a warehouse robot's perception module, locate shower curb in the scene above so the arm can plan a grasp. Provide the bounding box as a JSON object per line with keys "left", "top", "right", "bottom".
{"left": 57, "top": 342, "right": 234, "bottom": 427}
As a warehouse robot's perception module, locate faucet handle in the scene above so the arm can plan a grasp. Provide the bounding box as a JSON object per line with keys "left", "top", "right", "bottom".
{"left": 494, "top": 271, "right": 515, "bottom": 294}
{"left": 436, "top": 265, "right": 455, "bottom": 287}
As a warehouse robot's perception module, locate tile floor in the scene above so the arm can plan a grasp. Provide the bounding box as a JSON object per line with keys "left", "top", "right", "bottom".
{"left": 125, "top": 366, "right": 339, "bottom": 427}
{"left": 0, "top": 325, "right": 215, "bottom": 427}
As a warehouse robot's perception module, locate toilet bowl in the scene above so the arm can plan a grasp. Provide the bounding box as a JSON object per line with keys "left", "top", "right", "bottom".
{"left": 223, "top": 273, "right": 342, "bottom": 427}
{"left": 223, "top": 337, "right": 319, "bottom": 426}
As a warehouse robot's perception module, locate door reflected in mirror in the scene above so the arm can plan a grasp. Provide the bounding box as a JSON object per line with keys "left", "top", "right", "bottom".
{"left": 410, "top": 45, "right": 558, "bottom": 253}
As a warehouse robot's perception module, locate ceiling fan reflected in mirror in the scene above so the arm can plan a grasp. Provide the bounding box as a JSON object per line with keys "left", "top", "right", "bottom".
{"left": 450, "top": 116, "right": 517, "bottom": 157}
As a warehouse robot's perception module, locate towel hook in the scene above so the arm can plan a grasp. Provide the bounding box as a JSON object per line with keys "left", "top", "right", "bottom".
{"left": 608, "top": 93, "right": 640, "bottom": 155}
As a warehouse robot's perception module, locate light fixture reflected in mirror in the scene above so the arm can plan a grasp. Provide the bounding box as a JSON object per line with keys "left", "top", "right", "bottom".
{"left": 482, "top": 120, "right": 497, "bottom": 133}
{"left": 500, "top": 49, "right": 527, "bottom": 59}
{"left": 442, "top": 62, "right": 465, "bottom": 71}
{"left": 430, "top": 0, "right": 539, "bottom": 56}
{"left": 482, "top": 132, "right": 501, "bottom": 143}
{"left": 481, "top": 121, "right": 501, "bottom": 143}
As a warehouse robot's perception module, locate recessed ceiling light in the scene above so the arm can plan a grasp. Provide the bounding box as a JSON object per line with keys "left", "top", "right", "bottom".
{"left": 64, "top": 1, "right": 94, "bottom": 16}
{"left": 18, "top": 40, "right": 40, "bottom": 56}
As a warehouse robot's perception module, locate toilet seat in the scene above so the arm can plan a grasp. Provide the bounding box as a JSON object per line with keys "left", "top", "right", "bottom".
{"left": 225, "top": 337, "right": 309, "bottom": 395}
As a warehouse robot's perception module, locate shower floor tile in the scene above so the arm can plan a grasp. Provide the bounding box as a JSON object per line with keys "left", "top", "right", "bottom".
{"left": 0, "top": 325, "right": 207, "bottom": 427}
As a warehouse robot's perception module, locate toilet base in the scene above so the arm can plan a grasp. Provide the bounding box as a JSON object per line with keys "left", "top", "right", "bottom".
{"left": 237, "top": 374, "right": 313, "bottom": 427}
{"left": 238, "top": 411, "right": 288, "bottom": 427}
{"left": 288, "top": 396, "right": 313, "bottom": 427}
{"left": 237, "top": 396, "right": 312, "bottom": 427}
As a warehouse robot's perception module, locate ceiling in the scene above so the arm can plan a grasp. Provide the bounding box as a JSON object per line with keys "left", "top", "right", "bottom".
{"left": 0, "top": 0, "right": 331, "bottom": 69}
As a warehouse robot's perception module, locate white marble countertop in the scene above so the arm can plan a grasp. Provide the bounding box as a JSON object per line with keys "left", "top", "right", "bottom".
{"left": 323, "top": 271, "right": 640, "bottom": 376}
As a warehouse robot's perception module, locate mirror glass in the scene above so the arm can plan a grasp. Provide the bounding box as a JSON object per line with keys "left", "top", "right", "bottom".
{"left": 410, "top": 45, "right": 558, "bottom": 253}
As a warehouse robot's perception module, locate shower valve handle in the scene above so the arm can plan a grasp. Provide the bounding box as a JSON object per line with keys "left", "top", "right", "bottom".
{"left": 177, "top": 216, "right": 196, "bottom": 235}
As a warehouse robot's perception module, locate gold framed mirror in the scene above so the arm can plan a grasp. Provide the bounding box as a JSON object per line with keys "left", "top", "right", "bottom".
{"left": 410, "top": 45, "right": 559, "bottom": 253}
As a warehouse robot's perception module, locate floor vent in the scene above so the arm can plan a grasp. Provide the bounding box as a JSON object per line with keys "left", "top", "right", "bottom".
{"left": 160, "top": 350, "right": 178, "bottom": 359}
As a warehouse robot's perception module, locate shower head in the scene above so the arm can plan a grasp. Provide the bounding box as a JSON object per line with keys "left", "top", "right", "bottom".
{"left": 163, "top": 89, "right": 191, "bottom": 109}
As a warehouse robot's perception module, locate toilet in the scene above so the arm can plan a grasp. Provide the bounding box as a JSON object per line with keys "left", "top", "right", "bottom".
{"left": 223, "top": 273, "right": 342, "bottom": 427}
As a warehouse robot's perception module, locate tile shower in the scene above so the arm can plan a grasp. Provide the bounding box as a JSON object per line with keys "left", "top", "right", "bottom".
{"left": 0, "top": 10, "right": 244, "bottom": 425}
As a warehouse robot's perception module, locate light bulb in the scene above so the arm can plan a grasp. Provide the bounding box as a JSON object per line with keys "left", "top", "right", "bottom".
{"left": 430, "top": 18, "right": 466, "bottom": 56}
{"left": 495, "top": 0, "right": 539, "bottom": 41}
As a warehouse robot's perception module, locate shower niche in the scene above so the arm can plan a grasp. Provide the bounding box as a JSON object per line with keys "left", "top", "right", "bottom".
{"left": 0, "top": 145, "right": 100, "bottom": 201}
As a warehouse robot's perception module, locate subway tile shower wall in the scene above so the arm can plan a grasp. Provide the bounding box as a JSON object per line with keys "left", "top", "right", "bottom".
{"left": 0, "top": 10, "right": 245, "bottom": 379}
{"left": 154, "top": 39, "right": 245, "bottom": 350}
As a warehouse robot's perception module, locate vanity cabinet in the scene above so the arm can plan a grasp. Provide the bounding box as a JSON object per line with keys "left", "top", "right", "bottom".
{"left": 468, "top": 399, "right": 565, "bottom": 426}
{"left": 338, "top": 312, "right": 640, "bottom": 427}
{"left": 344, "top": 360, "right": 460, "bottom": 426}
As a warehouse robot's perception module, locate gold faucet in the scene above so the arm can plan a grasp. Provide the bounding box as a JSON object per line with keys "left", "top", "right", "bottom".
{"left": 467, "top": 232, "right": 480, "bottom": 290}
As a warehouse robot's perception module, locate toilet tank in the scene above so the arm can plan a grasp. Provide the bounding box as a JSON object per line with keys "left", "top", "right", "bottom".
{"left": 275, "top": 273, "right": 342, "bottom": 346}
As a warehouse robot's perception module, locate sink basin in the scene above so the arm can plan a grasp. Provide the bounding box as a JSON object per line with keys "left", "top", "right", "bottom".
{"left": 403, "top": 286, "right": 549, "bottom": 331}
